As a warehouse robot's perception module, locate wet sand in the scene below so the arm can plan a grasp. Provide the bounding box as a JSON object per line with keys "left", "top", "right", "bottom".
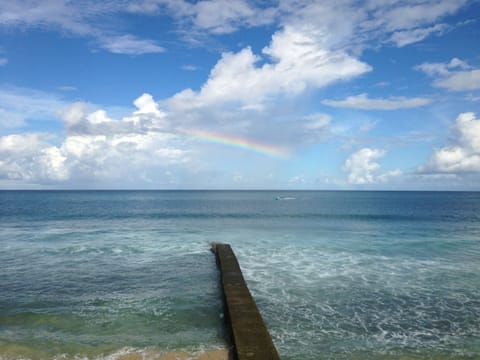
{"left": 0, "top": 346, "right": 231, "bottom": 360}
{"left": 116, "top": 349, "right": 230, "bottom": 360}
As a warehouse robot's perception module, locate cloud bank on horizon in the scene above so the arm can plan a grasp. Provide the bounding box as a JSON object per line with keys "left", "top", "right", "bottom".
{"left": 0, "top": 0, "right": 479, "bottom": 189}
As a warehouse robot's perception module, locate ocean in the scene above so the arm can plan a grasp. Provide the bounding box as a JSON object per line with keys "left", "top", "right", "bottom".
{"left": 0, "top": 190, "right": 479, "bottom": 359}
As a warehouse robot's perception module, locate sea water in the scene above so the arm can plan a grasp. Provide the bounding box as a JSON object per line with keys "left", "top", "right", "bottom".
{"left": 0, "top": 191, "right": 479, "bottom": 359}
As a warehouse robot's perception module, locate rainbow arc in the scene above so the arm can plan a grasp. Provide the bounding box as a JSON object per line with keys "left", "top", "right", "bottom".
{"left": 180, "top": 129, "right": 290, "bottom": 158}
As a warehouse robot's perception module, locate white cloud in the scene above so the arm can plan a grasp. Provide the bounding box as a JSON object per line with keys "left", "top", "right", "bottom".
{"left": 415, "top": 57, "right": 470, "bottom": 76}
{"left": 344, "top": 148, "right": 384, "bottom": 184}
{"left": 289, "top": 175, "right": 306, "bottom": 184}
{"left": 425, "top": 146, "right": 480, "bottom": 172}
{"left": 133, "top": 93, "right": 165, "bottom": 116}
{"left": 0, "top": 133, "right": 51, "bottom": 155}
{"left": 370, "top": 0, "right": 467, "bottom": 33}
{"left": 389, "top": 23, "right": 449, "bottom": 47}
{"left": 466, "top": 94, "right": 480, "bottom": 102}
{"left": 344, "top": 148, "right": 401, "bottom": 184}
{"left": 0, "top": 89, "right": 337, "bottom": 187}
{"left": 98, "top": 35, "right": 165, "bottom": 55}
{"left": 60, "top": 94, "right": 167, "bottom": 136}
{"left": 377, "top": 169, "right": 402, "bottom": 182}
{"left": 61, "top": 102, "right": 88, "bottom": 129}
{"left": 280, "top": 0, "right": 468, "bottom": 52}
{"left": 57, "top": 85, "right": 77, "bottom": 91}
{"left": 322, "top": 93, "right": 431, "bottom": 110}
{"left": 0, "top": 0, "right": 469, "bottom": 59}
{"left": 0, "top": 94, "right": 189, "bottom": 184}
{"left": 421, "top": 112, "right": 480, "bottom": 173}
{"left": 124, "top": 0, "right": 468, "bottom": 54}
{"left": 159, "top": 2, "right": 472, "bottom": 112}
{"left": 181, "top": 65, "right": 199, "bottom": 71}
{"left": 0, "top": 1, "right": 474, "bottom": 188}
{"left": 433, "top": 70, "right": 480, "bottom": 91}
{"left": 304, "top": 113, "right": 331, "bottom": 130}
{"left": 126, "top": 0, "right": 467, "bottom": 43}
{"left": 128, "top": 0, "right": 277, "bottom": 34}
{"left": 167, "top": 26, "right": 371, "bottom": 109}
{"left": 0, "top": 1, "right": 166, "bottom": 55}
{"left": 300, "top": 113, "right": 332, "bottom": 144}
{"left": 0, "top": 0, "right": 100, "bottom": 35}
{"left": 0, "top": 86, "right": 67, "bottom": 129}
{"left": 0, "top": 131, "right": 187, "bottom": 183}
{"left": 416, "top": 58, "right": 480, "bottom": 91}
{"left": 61, "top": 132, "right": 187, "bottom": 179}
{"left": 192, "top": 0, "right": 269, "bottom": 34}
{"left": 0, "top": 57, "right": 7, "bottom": 66}
{"left": 0, "top": 133, "right": 69, "bottom": 181}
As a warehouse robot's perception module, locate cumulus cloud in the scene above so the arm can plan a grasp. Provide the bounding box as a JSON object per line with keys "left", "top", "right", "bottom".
{"left": 344, "top": 148, "right": 401, "bottom": 184}
{"left": 0, "top": 94, "right": 189, "bottom": 185}
{"left": 0, "top": 133, "right": 69, "bottom": 181}
{"left": 0, "top": 131, "right": 187, "bottom": 183}
{"left": 60, "top": 132, "right": 187, "bottom": 180}
{"left": 421, "top": 112, "right": 480, "bottom": 173}
{"left": 0, "top": 0, "right": 473, "bottom": 188}
{"left": 0, "top": 89, "right": 336, "bottom": 187}
{"left": 415, "top": 58, "right": 480, "bottom": 91}
{"left": 153, "top": 0, "right": 467, "bottom": 117}
{"left": 322, "top": 93, "right": 431, "bottom": 110}
{"left": 60, "top": 93, "right": 168, "bottom": 136}
{"left": 167, "top": 26, "right": 371, "bottom": 109}
{"left": 344, "top": 148, "right": 383, "bottom": 184}
{"left": 133, "top": 93, "right": 165, "bottom": 116}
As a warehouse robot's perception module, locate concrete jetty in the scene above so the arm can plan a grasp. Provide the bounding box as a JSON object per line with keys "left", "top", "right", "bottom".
{"left": 211, "top": 243, "right": 280, "bottom": 360}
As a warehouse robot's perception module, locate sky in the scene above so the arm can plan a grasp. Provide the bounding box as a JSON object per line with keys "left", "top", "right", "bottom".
{"left": 0, "top": 0, "right": 480, "bottom": 190}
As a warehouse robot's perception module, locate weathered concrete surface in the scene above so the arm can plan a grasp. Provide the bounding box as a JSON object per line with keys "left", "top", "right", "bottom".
{"left": 212, "top": 243, "right": 280, "bottom": 360}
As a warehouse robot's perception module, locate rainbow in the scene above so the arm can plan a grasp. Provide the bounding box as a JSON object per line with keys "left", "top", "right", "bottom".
{"left": 180, "top": 129, "right": 290, "bottom": 158}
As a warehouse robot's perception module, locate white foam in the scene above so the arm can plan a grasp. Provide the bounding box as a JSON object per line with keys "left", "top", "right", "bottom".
{"left": 226, "top": 242, "right": 480, "bottom": 357}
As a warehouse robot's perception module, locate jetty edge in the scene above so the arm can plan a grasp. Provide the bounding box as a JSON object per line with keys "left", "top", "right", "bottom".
{"left": 211, "top": 243, "right": 280, "bottom": 360}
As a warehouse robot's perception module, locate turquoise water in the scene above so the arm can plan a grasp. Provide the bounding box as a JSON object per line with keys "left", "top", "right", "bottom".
{"left": 1, "top": 191, "right": 479, "bottom": 359}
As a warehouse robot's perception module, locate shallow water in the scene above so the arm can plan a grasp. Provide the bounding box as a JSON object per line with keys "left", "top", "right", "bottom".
{"left": 1, "top": 191, "right": 479, "bottom": 359}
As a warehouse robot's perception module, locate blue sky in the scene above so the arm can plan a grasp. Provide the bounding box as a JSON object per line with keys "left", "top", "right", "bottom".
{"left": 0, "top": 0, "right": 479, "bottom": 189}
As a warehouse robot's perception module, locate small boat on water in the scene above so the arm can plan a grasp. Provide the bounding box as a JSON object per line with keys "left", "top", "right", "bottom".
{"left": 275, "top": 195, "right": 296, "bottom": 200}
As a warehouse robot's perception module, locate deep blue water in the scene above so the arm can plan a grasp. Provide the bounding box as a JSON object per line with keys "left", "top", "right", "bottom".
{"left": 0, "top": 191, "right": 479, "bottom": 359}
